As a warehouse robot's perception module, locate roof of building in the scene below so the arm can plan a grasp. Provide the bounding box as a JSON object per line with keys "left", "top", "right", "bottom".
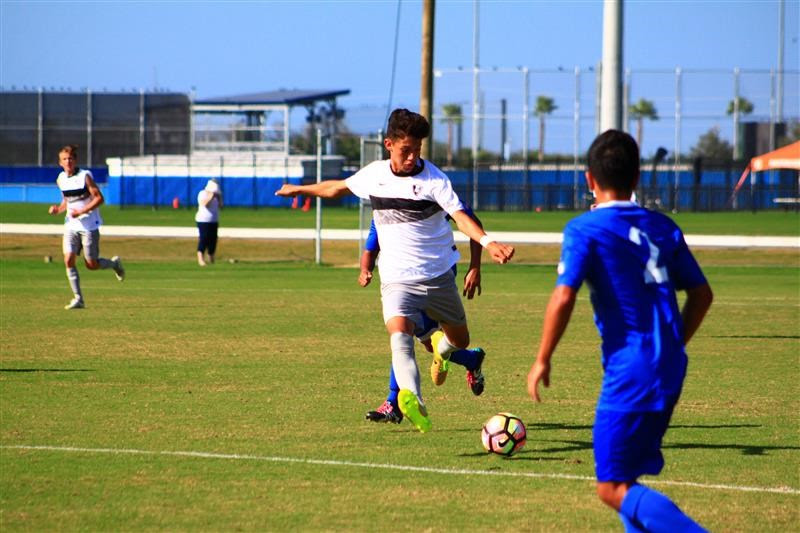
{"left": 194, "top": 89, "right": 350, "bottom": 106}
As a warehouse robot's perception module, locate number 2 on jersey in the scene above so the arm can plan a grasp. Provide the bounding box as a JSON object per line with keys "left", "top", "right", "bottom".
{"left": 628, "top": 227, "right": 668, "bottom": 284}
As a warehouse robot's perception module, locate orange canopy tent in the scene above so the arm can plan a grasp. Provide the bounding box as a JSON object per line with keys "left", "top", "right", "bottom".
{"left": 731, "top": 141, "right": 800, "bottom": 200}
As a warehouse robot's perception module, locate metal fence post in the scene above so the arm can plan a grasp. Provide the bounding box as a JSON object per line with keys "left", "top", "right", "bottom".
{"left": 573, "top": 66, "right": 581, "bottom": 209}
{"left": 732, "top": 67, "right": 741, "bottom": 160}
{"left": 315, "top": 128, "right": 323, "bottom": 265}
{"left": 37, "top": 88, "right": 43, "bottom": 167}
{"left": 672, "top": 67, "right": 682, "bottom": 212}
{"left": 139, "top": 90, "right": 145, "bottom": 156}
{"left": 87, "top": 89, "right": 92, "bottom": 167}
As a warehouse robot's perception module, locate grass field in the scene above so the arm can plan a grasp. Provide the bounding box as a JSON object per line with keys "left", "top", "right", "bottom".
{"left": 0, "top": 221, "right": 798, "bottom": 531}
{"left": 2, "top": 202, "right": 799, "bottom": 236}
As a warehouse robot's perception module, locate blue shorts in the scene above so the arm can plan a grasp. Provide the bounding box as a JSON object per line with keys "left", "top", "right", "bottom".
{"left": 593, "top": 406, "right": 675, "bottom": 482}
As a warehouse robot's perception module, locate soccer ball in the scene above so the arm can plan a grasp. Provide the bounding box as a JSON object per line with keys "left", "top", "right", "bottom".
{"left": 481, "top": 412, "right": 526, "bottom": 456}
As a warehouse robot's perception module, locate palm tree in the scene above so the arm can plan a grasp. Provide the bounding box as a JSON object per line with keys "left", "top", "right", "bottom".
{"left": 534, "top": 96, "right": 557, "bottom": 162}
{"left": 629, "top": 98, "right": 659, "bottom": 149}
{"left": 726, "top": 97, "right": 754, "bottom": 116}
{"left": 441, "top": 103, "right": 463, "bottom": 167}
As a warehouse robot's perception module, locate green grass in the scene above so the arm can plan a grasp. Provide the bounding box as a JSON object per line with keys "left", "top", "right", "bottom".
{"left": 2, "top": 202, "right": 799, "bottom": 235}
{"left": 1, "top": 239, "right": 798, "bottom": 531}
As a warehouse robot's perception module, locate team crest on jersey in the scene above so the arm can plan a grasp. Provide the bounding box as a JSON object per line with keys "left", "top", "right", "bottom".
{"left": 412, "top": 184, "right": 422, "bottom": 196}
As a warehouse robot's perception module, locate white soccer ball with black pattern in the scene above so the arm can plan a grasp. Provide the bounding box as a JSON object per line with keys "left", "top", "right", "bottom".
{"left": 481, "top": 412, "right": 526, "bottom": 456}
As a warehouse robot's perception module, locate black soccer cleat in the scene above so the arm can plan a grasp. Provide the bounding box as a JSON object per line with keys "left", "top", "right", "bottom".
{"left": 365, "top": 400, "right": 403, "bottom": 424}
{"left": 466, "top": 348, "right": 486, "bottom": 396}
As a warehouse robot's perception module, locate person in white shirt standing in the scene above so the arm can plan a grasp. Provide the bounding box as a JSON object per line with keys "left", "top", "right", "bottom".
{"left": 276, "top": 109, "right": 515, "bottom": 432}
{"left": 195, "top": 179, "right": 222, "bottom": 266}
{"left": 47, "top": 144, "right": 124, "bottom": 310}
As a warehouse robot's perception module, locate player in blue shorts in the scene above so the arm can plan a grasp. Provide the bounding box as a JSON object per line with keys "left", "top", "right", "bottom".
{"left": 360, "top": 219, "right": 488, "bottom": 424}
{"left": 527, "top": 130, "right": 713, "bottom": 532}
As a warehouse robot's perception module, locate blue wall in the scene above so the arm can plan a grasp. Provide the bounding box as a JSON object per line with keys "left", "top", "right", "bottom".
{"left": 106, "top": 176, "right": 305, "bottom": 208}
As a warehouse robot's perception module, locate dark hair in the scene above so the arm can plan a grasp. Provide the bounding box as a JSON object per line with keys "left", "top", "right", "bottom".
{"left": 587, "top": 130, "right": 639, "bottom": 193}
{"left": 386, "top": 108, "right": 430, "bottom": 140}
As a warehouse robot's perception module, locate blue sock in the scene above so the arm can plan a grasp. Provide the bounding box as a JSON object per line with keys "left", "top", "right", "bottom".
{"left": 386, "top": 366, "right": 399, "bottom": 404}
{"left": 620, "top": 484, "right": 706, "bottom": 533}
{"left": 449, "top": 348, "right": 479, "bottom": 370}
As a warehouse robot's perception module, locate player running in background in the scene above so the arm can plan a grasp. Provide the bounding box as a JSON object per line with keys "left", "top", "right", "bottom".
{"left": 47, "top": 144, "right": 125, "bottom": 309}
{"left": 277, "top": 108, "right": 514, "bottom": 432}
{"left": 359, "top": 219, "right": 487, "bottom": 425}
{"left": 527, "top": 130, "right": 713, "bottom": 532}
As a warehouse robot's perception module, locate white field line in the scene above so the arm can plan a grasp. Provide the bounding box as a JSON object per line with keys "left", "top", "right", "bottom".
{"left": 2, "top": 223, "right": 799, "bottom": 249}
{"left": 2, "top": 444, "right": 797, "bottom": 495}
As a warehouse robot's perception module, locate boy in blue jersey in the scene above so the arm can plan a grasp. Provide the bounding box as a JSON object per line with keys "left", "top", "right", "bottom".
{"left": 527, "top": 130, "right": 713, "bottom": 532}
{"left": 360, "top": 219, "right": 488, "bottom": 424}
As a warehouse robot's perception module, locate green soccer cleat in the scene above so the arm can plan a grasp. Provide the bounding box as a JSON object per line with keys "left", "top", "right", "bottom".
{"left": 429, "top": 330, "right": 450, "bottom": 386}
{"left": 397, "top": 389, "right": 432, "bottom": 433}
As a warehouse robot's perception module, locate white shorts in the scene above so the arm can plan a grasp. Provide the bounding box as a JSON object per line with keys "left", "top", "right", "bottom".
{"left": 63, "top": 229, "right": 100, "bottom": 259}
{"left": 380, "top": 270, "right": 467, "bottom": 329}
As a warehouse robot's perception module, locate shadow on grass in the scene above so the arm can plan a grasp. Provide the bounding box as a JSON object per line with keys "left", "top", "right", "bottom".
{"left": 0, "top": 368, "right": 93, "bottom": 372}
{"left": 709, "top": 335, "right": 800, "bottom": 339}
{"left": 448, "top": 422, "right": 594, "bottom": 434}
{"left": 457, "top": 450, "right": 570, "bottom": 461}
{"left": 670, "top": 424, "right": 761, "bottom": 429}
{"left": 664, "top": 442, "right": 800, "bottom": 455}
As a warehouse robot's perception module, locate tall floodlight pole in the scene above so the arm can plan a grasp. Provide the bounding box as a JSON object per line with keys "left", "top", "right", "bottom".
{"left": 777, "top": 0, "right": 785, "bottom": 122}
{"left": 600, "top": 0, "right": 623, "bottom": 132}
{"left": 420, "top": 0, "right": 435, "bottom": 160}
{"left": 472, "top": 0, "right": 480, "bottom": 209}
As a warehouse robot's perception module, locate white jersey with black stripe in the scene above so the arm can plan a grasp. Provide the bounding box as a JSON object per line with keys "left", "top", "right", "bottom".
{"left": 56, "top": 169, "right": 103, "bottom": 231}
{"left": 345, "top": 159, "right": 464, "bottom": 283}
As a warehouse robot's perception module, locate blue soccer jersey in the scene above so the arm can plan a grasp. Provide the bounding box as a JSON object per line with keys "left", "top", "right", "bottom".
{"left": 556, "top": 201, "right": 707, "bottom": 411}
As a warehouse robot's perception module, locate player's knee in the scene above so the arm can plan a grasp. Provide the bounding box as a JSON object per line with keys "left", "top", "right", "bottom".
{"left": 442, "top": 326, "right": 469, "bottom": 348}
{"left": 84, "top": 259, "right": 99, "bottom": 270}
{"left": 452, "top": 331, "right": 470, "bottom": 349}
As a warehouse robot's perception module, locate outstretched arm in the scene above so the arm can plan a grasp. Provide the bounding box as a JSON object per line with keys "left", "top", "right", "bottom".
{"left": 527, "top": 284, "right": 577, "bottom": 402}
{"left": 682, "top": 283, "right": 713, "bottom": 345}
{"left": 449, "top": 209, "right": 514, "bottom": 264}
{"left": 275, "top": 180, "right": 351, "bottom": 199}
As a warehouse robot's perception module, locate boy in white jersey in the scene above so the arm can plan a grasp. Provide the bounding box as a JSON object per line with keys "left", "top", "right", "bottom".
{"left": 47, "top": 144, "right": 125, "bottom": 309}
{"left": 276, "top": 109, "right": 514, "bottom": 432}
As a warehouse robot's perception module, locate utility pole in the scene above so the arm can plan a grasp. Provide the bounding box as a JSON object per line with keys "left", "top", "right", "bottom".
{"left": 420, "top": 0, "right": 435, "bottom": 160}
{"left": 472, "top": 0, "right": 480, "bottom": 208}
{"left": 600, "top": 0, "right": 623, "bottom": 132}
{"left": 777, "top": 0, "right": 784, "bottom": 122}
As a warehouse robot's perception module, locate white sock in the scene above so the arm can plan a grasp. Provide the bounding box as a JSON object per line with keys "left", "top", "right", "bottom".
{"left": 390, "top": 332, "right": 421, "bottom": 399}
{"left": 437, "top": 333, "right": 459, "bottom": 359}
{"left": 66, "top": 267, "right": 82, "bottom": 300}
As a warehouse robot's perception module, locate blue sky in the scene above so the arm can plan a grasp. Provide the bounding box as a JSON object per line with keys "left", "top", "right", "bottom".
{"left": 1, "top": 0, "right": 798, "bottom": 155}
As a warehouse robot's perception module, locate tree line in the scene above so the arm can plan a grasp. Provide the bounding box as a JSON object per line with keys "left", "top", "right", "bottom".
{"left": 292, "top": 96, "right": 797, "bottom": 167}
